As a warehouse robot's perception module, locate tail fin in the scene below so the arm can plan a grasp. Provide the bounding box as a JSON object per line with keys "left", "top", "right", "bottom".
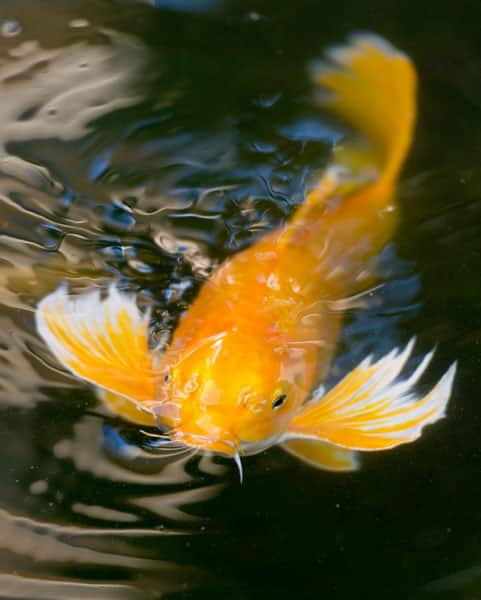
{"left": 306, "top": 34, "right": 417, "bottom": 211}
{"left": 36, "top": 286, "right": 158, "bottom": 410}
{"left": 286, "top": 339, "right": 456, "bottom": 451}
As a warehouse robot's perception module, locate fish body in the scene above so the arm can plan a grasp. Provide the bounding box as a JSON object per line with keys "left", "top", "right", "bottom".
{"left": 36, "top": 35, "right": 456, "bottom": 474}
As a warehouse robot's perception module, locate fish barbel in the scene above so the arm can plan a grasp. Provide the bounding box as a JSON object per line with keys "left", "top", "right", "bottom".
{"left": 36, "top": 34, "right": 456, "bottom": 474}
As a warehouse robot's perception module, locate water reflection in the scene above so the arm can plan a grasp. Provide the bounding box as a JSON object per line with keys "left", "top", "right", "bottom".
{"left": 0, "top": 405, "right": 216, "bottom": 597}
{"left": 0, "top": 10, "right": 228, "bottom": 597}
{"left": 0, "top": 27, "right": 147, "bottom": 190}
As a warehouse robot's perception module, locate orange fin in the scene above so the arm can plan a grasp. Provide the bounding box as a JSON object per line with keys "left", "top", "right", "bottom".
{"left": 302, "top": 34, "right": 417, "bottom": 217}
{"left": 287, "top": 339, "right": 456, "bottom": 451}
{"left": 282, "top": 439, "right": 360, "bottom": 472}
{"left": 316, "top": 34, "right": 416, "bottom": 185}
{"left": 36, "top": 285, "right": 158, "bottom": 408}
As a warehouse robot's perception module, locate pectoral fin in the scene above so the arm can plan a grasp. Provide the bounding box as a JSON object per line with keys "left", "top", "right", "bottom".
{"left": 98, "top": 389, "right": 156, "bottom": 427}
{"left": 282, "top": 439, "right": 360, "bottom": 472}
{"left": 36, "top": 285, "right": 159, "bottom": 414}
{"left": 287, "top": 339, "right": 456, "bottom": 451}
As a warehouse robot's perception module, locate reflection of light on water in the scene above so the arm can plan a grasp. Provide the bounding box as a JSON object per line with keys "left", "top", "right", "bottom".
{"left": 0, "top": 412, "right": 224, "bottom": 595}
{"left": 0, "top": 24, "right": 154, "bottom": 324}
{"left": 52, "top": 416, "right": 226, "bottom": 517}
{"left": 0, "top": 506, "right": 171, "bottom": 567}
{"left": 0, "top": 326, "right": 77, "bottom": 407}
{"left": 0, "top": 505, "right": 203, "bottom": 598}
{"left": 0, "top": 28, "right": 147, "bottom": 192}
{"left": 0, "top": 574, "right": 147, "bottom": 600}
{"left": 130, "top": 484, "right": 224, "bottom": 522}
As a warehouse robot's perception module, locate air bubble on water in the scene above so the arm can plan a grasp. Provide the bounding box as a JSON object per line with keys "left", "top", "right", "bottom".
{"left": 69, "top": 18, "right": 90, "bottom": 29}
{"left": 29, "top": 480, "right": 48, "bottom": 495}
{"left": 1, "top": 19, "right": 22, "bottom": 38}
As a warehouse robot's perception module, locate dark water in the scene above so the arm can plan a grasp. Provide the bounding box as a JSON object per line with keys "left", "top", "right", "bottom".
{"left": 0, "top": 1, "right": 480, "bottom": 598}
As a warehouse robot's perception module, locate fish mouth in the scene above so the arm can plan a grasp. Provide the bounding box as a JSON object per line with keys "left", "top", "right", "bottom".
{"left": 170, "top": 430, "right": 248, "bottom": 482}
{"left": 171, "top": 430, "right": 240, "bottom": 457}
{"left": 172, "top": 430, "right": 244, "bottom": 481}
{"left": 171, "top": 430, "right": 282, "bottom": 457}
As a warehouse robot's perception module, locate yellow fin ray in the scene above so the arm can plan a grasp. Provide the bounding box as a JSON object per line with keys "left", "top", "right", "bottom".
{"left": 36, "top": 285, "right": 158, "bottom": 406}
{"left": 287, "top": 339, "right": 456, "bottom": 451}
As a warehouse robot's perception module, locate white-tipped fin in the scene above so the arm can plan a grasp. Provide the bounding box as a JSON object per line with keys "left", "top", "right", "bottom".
{"left": 287, "top": 338, "right": 456, "bottom": 451}
{"left": 36, "top": 285, "right": 158, "bottom": 408}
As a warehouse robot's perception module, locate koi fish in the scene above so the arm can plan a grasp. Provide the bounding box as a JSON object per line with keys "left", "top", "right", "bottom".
{"left": 36, "top": 34, "right": 456, "bottom": 477}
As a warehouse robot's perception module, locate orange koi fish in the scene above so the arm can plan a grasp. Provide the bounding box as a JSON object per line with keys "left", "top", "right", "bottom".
{"left": 36, "top": 34, "right": 456, "bottom": 477}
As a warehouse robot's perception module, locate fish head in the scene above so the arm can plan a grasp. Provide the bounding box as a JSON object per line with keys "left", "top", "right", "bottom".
{"left": 156, "top": 329, "right": 308, "bottom": 457}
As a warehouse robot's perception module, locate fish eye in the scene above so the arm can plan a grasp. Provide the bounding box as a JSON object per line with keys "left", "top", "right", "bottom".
{"left": 272, "top": 394, "right": 287, "bottom": 409}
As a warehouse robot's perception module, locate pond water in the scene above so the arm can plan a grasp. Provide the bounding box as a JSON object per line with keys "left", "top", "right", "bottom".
{"left": 0, "top": 1, "right": 480, "bottom": 598}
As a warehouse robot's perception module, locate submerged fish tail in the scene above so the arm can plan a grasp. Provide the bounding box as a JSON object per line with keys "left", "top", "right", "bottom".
{"left": 301, "top": 34, "right": 417, "bottom": 217}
